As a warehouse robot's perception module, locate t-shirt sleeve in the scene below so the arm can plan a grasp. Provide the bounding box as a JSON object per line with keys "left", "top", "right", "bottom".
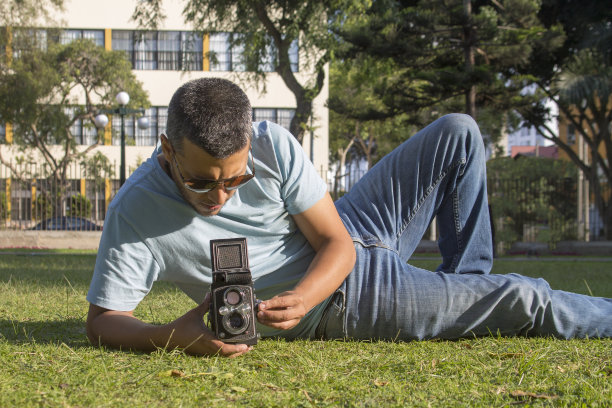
{"left": 270, "top": 123, "right": 327, "bottom": 214}
{"left": 87, "top": 208, "right": 160, "bottom": 311}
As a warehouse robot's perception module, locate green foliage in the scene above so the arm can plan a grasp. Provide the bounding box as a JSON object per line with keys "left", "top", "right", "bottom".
{"left": 334, "top": 0, "right": 560, "bottom": 129}
{"left": 0, "top": 192, "right": 8, "bottom": 220}
{"left": 135, "top": 0, "right": 340, "bottom": 142}
{"left": 329, "top": 57, "right": 418, "bottom": 165}
{"left": 33, "top": 191, "right": 55, "bottom": 220}
{"left": 487, "top": 157, "right": 579, "bottom": 248}
{"left": 81, "top": 152, "right": 114, "bottom": 188}
{"left": 0, "top": 39, "right": 148, "bottom": 154}
{"left": 0, "top": 37, "right": 148, "bottom": 217}
{"left": 67, "top": 194, "right": 92, "bottom": 218}
{"left": 515, "top": 1, "right": 612, "bottom": 239}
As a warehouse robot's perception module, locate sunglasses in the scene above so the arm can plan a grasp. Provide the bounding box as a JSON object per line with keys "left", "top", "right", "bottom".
{"left": 172, "top": 146, "right": 255, "bottom": 194}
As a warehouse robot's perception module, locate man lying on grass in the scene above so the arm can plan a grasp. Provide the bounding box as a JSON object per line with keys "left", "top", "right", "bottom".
{"left": 86, "top": 78, "right": 611, "bottom": 357}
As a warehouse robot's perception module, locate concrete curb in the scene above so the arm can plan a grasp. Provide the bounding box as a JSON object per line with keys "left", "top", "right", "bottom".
{"left": 0, "top": 231, "right": 102, "bottom": 250}
{"left": 0, "top": 233, "right": 610, "bottom": 256}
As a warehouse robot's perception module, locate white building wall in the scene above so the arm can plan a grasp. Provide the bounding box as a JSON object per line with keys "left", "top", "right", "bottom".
{"left": 506, "top": 96, "right": 558, "bottom": 156}
{"left": 45, "top": 0, "right": 329, "bottom": 175}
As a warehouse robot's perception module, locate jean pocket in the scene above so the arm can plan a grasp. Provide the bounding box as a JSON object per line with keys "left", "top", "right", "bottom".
{"left": 315, "top": 289, "right": 346, "bottom": 339}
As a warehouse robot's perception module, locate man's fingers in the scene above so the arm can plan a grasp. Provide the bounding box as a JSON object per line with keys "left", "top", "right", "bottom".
{"left": 258, "top": 308, "right": 296, "bottom": 323}
{"left": 217, "top": 342, "right": 252, "bottom": 358}
{"left": 260, "top": 294, "right": 299, "bottom": 310}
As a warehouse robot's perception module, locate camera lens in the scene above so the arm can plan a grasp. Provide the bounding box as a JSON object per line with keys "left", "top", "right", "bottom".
{"left": 223, "top": 311, "right": 249, "bottom": 334}
{"left": 225, "top": 289, "right": 241, "bottom": 305}
{"left": 228, "top": 313, "right": 244, "bottom": 329}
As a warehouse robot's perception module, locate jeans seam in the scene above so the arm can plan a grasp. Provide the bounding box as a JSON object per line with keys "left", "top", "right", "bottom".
{"left": 352, "top": 238, "right": 397, "bottom": 254}
{"left": 397, "top": 158, "right": 466, "bottom": 242}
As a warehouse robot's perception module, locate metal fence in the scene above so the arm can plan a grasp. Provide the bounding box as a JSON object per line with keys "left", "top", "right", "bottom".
{"left": 0, "top": 161, "right": 117, "bottom": 230}
{"left": 1, "top": 160, "right": 609, "bottom": 244}
{"left": 487, "top": 176, "right": 607, "bottom": 248}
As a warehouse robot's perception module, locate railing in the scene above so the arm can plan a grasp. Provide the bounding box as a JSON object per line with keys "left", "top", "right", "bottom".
{"left": 1, "top": 160, "right": 608, "bottom": 244}
{"left": 0, "top": 161, "right": 117, "bottom": 231}
{"left": 486, "top": 177, "right": 608, "bottom": 248}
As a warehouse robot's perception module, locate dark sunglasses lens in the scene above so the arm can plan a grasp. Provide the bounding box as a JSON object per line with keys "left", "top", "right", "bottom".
{"left": 185, "top": 180, "right": 218, "bottom": 191}
{"left": 224, "top": 174, "right": 254, "bottom": 190}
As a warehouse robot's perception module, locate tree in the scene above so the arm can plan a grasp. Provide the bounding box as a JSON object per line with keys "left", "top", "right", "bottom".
{"left": 334, "top": 0, "right": 563, "bottom": 138}
{"left": 328, "top": 56, "right": 415, "bottom": 197}
{"left": 0, "top": 38, "right": 148, "bottom": 216}
{"left": 0, "top": 0, "right": 63, "bottom": 28}
{"left": 516, "top": 0, "right": 612, "bottom": 238}
{"left": 133, "top": 0, "right": 341, "bottom": 143}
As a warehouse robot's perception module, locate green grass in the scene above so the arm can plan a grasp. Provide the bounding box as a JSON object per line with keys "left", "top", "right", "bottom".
{"left": 0, "top": 252, "right": 610, "bottom": 407}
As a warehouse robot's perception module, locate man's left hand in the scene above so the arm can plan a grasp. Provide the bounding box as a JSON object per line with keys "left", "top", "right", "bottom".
{"left": 257, "top": 291, "right": 307, "bottom": 330}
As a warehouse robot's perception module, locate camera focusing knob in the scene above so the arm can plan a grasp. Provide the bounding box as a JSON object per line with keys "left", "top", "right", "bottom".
{"left": 238, "top": 303, "right": 251, "bottom": 313}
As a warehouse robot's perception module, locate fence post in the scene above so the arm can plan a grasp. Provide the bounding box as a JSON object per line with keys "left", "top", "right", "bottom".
{"left": 31, "top": 179, "right": 36, "bottom": 222}
{"left": 5, "top": 178, "right": 11, "bottom": 223}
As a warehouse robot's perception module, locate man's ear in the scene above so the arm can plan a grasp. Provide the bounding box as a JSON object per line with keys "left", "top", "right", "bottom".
{"left": 160, "top": 133, "right": 172, "bottom": 158}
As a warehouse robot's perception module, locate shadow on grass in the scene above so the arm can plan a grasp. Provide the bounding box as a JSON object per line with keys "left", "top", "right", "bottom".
{"left": 0, "top": 318, "right": 181, "bottom": 356}
{"left": 0, "top": 318, "right": 91, "bottom": 349}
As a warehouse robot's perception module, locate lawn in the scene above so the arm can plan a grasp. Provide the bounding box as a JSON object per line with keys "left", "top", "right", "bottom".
{"left": 0, "top": 251, "right": 610, "bottom": 407}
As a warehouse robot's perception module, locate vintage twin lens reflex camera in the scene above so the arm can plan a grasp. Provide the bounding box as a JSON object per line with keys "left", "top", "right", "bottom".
{"left": 209, "top": 238, "right": 259, "bottom": 345}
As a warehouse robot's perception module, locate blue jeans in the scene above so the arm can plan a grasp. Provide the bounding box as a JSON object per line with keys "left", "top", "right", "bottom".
{"left": 318, "top": 114, "right": 611, "bottom": 340}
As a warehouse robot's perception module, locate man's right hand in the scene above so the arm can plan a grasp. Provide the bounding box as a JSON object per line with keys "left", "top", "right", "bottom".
{"left": 86, "top": 293, "right": 252, "bottom": 358}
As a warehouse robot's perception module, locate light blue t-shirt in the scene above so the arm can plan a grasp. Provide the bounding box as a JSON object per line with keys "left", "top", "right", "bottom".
{"left": 87, "top": 121, "right": 329, "bottom": 339}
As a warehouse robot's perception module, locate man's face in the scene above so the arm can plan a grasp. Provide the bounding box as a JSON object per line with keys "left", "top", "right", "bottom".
{"left": 161, "top": 136, "right": 251, "bottom": 216}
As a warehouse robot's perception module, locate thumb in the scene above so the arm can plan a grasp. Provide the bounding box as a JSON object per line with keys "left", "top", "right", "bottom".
{"left": 194, "top": 292, "right": 212, "bottom": 316}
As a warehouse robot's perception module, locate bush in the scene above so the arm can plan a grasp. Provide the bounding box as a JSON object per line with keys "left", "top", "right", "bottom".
{"left": 487, "top": 157, "right": 578, "bottom": 249}
{"left": 0, "top": 192, "right": 8, "bottom": 220}
{"left": 67, "top": 194, "right": 92, "bottom": 218}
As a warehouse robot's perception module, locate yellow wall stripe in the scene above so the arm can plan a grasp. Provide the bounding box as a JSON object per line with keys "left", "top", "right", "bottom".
{"left": 203, "top": 33, "right": 209, "bottom": 71}
{"left": 31, "top": 181, "right": 37, "bottom": 220}
{"left": 105, "top": 28, "right": 112, "bottom": 51}
{"left": 105, "top": 178, "right": 111, "bottom": 212}
{"left": 104, "top": 119, "right": 112, "bottom": 145}
{"left": 5, "top": 123, "right": 13, "bottom": 144}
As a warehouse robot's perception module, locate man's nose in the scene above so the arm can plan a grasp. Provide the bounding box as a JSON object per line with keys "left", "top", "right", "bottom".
{"left": 209, "top": 183, "right": 231, "bottom": 203}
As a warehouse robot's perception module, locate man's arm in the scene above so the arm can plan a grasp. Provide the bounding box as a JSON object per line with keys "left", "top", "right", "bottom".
{"left": 257, "top": 193, "right": 356, "bottom": 330}
{"left": 86, "top": 294, "right": 251, "bottom": 357}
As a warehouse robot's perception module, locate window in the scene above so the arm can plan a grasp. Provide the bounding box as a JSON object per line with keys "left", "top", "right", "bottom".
{"left": 112, "top": 115, "right": 135, "bottom": 146}
{"left": 65, "top": 107, "right": 99, "bottom": 145}
{"left": 134, "top": 31, "right": 157, "bottom": 70}
{"left": 253, "top": 108, "right": 295, "bottom": 132}
{"left": 113, "top": 30, "right": 202, "bottom": 71}
{"left": 10, "top": 28, "right": 104, "bottom": 58}
{"left": 210, "top": 33, "right": 298, "bottom": 72}
{"left": 59, "top": 29, "right": 104, "bottom": 46}
{"left": 135, "top": 107, "right": 167, "bottom": 146}
{"left": 567, "top": 124, "right": 576, "bottom": 145}
{"left": 209, "top": 33, "right": 232, "bottom": 71}
{"left": 288, "top": 39, "right": 299, "bottom": 72}
{"left": 112, "top": 106, "right": 167, "bottom": 147}
{"left": 11, "top": 28, "right": 48, "bottom": 58}
{"left": 11, "top": 187, "right": 32, "bottom": 221}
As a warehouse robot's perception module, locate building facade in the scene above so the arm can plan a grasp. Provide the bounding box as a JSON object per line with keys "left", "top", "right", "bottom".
{"left": 1, "top": 0, "right": 329, "bottom": 228}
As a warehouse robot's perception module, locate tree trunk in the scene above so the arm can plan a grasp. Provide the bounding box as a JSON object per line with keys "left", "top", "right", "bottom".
{"left": 463, "top": 0, "right": 477, "bottom": 119}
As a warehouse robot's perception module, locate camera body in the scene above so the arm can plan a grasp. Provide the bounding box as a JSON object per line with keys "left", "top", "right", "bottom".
{"left": 209, "top": 238, "right": 259, "bottom": 345}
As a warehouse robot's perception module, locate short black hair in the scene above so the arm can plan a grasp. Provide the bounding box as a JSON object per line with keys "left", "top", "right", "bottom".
{"left": 166, "top": 78, "right": 252, "bottom": 158}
